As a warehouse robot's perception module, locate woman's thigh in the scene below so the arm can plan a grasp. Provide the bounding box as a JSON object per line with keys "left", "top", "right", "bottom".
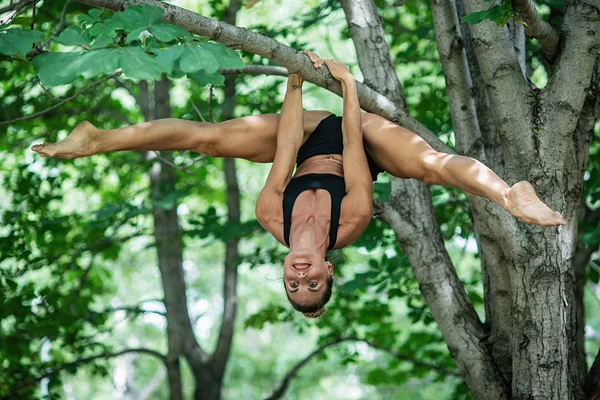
{"left": 208, "top": 110, "right": 333, "bottom": 163}
{"left": 362, "top": 113, "right": 435, "bottom": 180}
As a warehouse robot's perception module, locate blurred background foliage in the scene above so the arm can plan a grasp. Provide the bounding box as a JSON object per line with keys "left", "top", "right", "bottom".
{"left": 0, "top": 0, "right": 598, "bottom": 399}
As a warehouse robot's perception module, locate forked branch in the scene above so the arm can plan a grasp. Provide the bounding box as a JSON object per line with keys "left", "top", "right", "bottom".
{"left": 512, "top": 0, "right": 559, "bottom": 62}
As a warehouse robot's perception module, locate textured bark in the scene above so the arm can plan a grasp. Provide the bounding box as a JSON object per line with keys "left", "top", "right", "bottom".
{"left": 206, "top": 0, "right": 242, "bottom": 393}
{"left": 430, "top": 0, "right": 514, "bottom": 385}
{"left": 455, "top": 0, "right": 503, "bottom": 174}
{"left": 343, "top": 1, "right": 509, "bottom": 398}
{"left": 512, "top": 0, "right": 560, "bottom": 62}
{"left": 340, "top": 0, "right": 407, "bottom": 110}
{"left": 380, "top": 181, "right": 510, "bottom": 399}
{"left": 73, "top": 0, "right": 452, "bottom": 154}
{"left": 430, "top": 0, "right": 484, "bottom": 159}
{"left": 505, "top": 2, "right": 599, "bottom": 398}
{"left": 463, "top": 0, "right": 533, "bottom": 182}
{"left": 507, "top": 20, "right": 527, "bottom": 79}
{"left": 147, "top": 78, "right": 205, "bottom": 400}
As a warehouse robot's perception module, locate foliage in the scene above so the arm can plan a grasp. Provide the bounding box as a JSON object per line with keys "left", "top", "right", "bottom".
{"left": 462, "top": 0, "right": 524, "bottom": 26}
{"left": 0, "top": 5, "right": 244, "bottom": 87}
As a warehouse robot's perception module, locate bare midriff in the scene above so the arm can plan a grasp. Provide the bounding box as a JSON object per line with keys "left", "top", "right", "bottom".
{"left": 292, "top": 154, "right": 344, "bottom": 179}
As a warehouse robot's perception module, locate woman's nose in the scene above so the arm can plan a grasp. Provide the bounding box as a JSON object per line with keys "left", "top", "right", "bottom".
{"left": 296, "top": 271, "right": 306, "bottom": 278}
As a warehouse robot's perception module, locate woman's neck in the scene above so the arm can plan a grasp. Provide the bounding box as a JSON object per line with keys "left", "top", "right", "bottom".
{"left": 289, "top": 220, "right": 329, "bottom": 255}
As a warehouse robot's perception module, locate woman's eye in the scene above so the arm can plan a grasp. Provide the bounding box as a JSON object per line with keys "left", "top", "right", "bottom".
{"left": 290, "top": 282, "right": 298, "bottom": 288}
{"left": 309, "top": 281, "right": 317, "bottom": 288}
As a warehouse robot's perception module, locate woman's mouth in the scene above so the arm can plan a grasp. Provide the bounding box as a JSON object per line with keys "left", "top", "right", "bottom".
{"left": 292, "top": 263, "right": 311, "bottom": 270}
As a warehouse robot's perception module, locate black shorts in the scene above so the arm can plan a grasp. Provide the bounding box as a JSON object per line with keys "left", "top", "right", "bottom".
{"left": 296, "top": 114, "right": 383, "bottom": 181}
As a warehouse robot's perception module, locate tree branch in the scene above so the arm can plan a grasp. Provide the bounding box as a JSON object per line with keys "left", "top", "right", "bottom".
{"left": 340, "top": 0, "right": 407, "bottom": 109}
{"left": 0, "top": 72, "right": 122, "bottom": 126}
{"left": 430, "top": 0, "right": 484, "bottom": 160}
{"left": 27, "top": 0, "right": 72, "bottom": 58}
{"left": 0, "top": 0, "right": 40, "bottom": 24}
{"left": 264, "top": 337, "right": 460, "bottom": 400}
{"left": 219, "top": 65, "right": 288, "bottom": 76}
{"left": 73, "top": 0, "right": 452, "bottom": 154}
{"left": 512, "top": 0, "right": 559, "bottom": 62}
{"left": 212, "top": 0, "right": 241, "bottom": 379}
{"left": 4, "top": 348, "right": 166, "bottom": 399}
{"left": 463, "top": 0, "right": 533, "bottom": 178}
{"left": 543, "top": 0, "right": 600, "bottom": 151}
{"left": 379, "top": 181, "right": 511, "bottom": 399}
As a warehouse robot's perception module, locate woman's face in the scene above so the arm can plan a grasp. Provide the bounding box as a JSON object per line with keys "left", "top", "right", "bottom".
{"left": 283, "top": 249, "right": 334, "bottom": 305}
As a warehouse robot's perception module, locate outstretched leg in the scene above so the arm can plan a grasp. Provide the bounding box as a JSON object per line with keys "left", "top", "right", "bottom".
{"left": 31, "top": 111, "right": 332, "bottom": 162}
{"left": 361, "top": 113, "right": 566, "bottom": 227}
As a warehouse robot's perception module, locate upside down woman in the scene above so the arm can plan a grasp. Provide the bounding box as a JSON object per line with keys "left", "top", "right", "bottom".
{"left": 31, "top": 51, "right": 566, "bottom": 318}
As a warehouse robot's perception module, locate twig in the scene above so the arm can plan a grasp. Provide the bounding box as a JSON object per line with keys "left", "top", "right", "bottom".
{"left": 208, "top": 84, "right": 214, "bottom": 123}
{"left": 190, "top": 98, "right": 206, "bottom": 122}
{"left": 28, "top": 0, "right": 71, "bottom": 57}
{"left": 0, "top": 0, "right": 40, "bottom": 24}
{"left": 264, "top": 337, "right": 460, "bottom": 400}
{"left": 4, "top": 347, "right": 166, "bottom": 398}
{"left": 0, "top": 72, "right": 121, "bottom": 126}
{"left": 151, "top": 151, "right": 207, "bottom": 174}
{"left": 38, "top": 80, "right": 59, "bottom": 100}
{"left": 0, "top": 0, "right": 37, "bottom": 14}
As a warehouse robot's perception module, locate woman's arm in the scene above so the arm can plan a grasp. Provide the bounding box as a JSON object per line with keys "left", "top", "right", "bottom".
{"left": 324, "top": 60, "right": 373, "bottom": 242}
{"left": 255, "top": 73, "right": 304, "bottom": 236}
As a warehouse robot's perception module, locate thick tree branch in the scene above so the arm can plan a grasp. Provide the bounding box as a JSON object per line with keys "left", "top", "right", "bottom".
{"left": 0, "top": 72, "right": 122, "bottom": 126}
{"left": 264, "top": 337, "right": 460, "bottom": 400}
{"left": 379, "top": 182, "right": 511, "bottom": 399}
{"left": 4, "top": 348, "right": 165, "bottom": 400}
{"left": 463, "top": 0, "right": 533, "bottom": 180}
{"left": 219, "top": 65, "right": 288, "bottom": 76}
{"left": 430, "top": 0, "right": 484, "bottom": 160}
{"left": 73, "top": 0, "right": 452, "bottom": 154}
{"left": 211, "top": 0, "right": 241, "bottom": 382}
{"left": 341, "top": 1, "right": 507, "bottom": 396}
{"left": 543, "top": 0, "right": 600, "bottom": 152}
{"left": 455, "top": 0, "right": 504, "bottom": 173}
{"left": 512, "top": 0, "right": 559, "bottom": 62}
{"left": 340, "top": 0, "right": 407, "bottom": 109}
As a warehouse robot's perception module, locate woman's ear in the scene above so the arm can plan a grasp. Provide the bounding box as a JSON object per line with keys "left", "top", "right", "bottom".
{"left": 326, "top": 261, "right": 334, "bottom": 276}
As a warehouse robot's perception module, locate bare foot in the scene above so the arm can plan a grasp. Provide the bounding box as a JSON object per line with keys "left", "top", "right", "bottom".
{"left": 506, "top": 181, "right": 567, "bottom": 226}
{"left": 31, "top": 121, "right": 98, "bottom": 159}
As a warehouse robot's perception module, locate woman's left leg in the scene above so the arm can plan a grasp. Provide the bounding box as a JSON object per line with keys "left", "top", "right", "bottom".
{"left": 361, "top": 113, "right": 566, "bottom": 226}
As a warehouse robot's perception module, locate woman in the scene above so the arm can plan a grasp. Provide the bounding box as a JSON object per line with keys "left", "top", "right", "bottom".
{"left": 31, "top": 51, "right": 566, "bottom": 318}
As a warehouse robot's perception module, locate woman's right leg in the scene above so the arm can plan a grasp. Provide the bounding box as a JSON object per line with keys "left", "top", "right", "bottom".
{"left": 31, "top": 111, "right": 332, "bottom": 162}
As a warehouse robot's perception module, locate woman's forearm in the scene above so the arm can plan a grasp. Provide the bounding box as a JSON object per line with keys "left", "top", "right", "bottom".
{"left": 277, "top": 76, "right": 304, "bottom": 151}
{"left": 341, "top": 79, "right": 362, "bottom": 145}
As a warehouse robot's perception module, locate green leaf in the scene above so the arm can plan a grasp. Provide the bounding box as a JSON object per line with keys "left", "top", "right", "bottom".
{"left": 125, "top": 27, "right": 147, "bottom": 44}
{"left": 198, "top": 41, "right": 245, "bottom": 69}
{"left": 153, "top": 45, "right": 185, "bottom": 75}
{"left": 69, "top": 48, "right": 120, "bottom": 78}
{"left": 116, "top": 5, "right": 164, "bottom": 30}
{"left": 0, "top": 28, "right": 45, "bottom": 56}
{"left": 187, "top": 70, "right": 225, "bottom": 87}
{"left": 119, "top": 47, "right": 163, "bottom": 80}
{"left": 149, "top": 22, "right": 191, "bottom": 42}
{"left": 33, "top": 52, "right": 80, "bottom": 86}
{"left": 55, "top": 26, "right": 92, "bottom": 47}
{"left": 179, "top": 44, "right": 219, "bottom": 73}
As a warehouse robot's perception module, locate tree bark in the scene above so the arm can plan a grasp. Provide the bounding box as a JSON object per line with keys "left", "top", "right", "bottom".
{"left": 342, "top": 1, "right": 509, "bottom": 398}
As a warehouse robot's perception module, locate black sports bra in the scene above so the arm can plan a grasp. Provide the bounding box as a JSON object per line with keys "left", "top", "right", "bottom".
{"left": 282, "top": 173, "right": 346, "bottom": 251}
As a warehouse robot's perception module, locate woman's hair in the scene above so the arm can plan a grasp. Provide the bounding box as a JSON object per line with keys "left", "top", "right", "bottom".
{"left": 284, "top": 275, "right": 334, "bottom": 318}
